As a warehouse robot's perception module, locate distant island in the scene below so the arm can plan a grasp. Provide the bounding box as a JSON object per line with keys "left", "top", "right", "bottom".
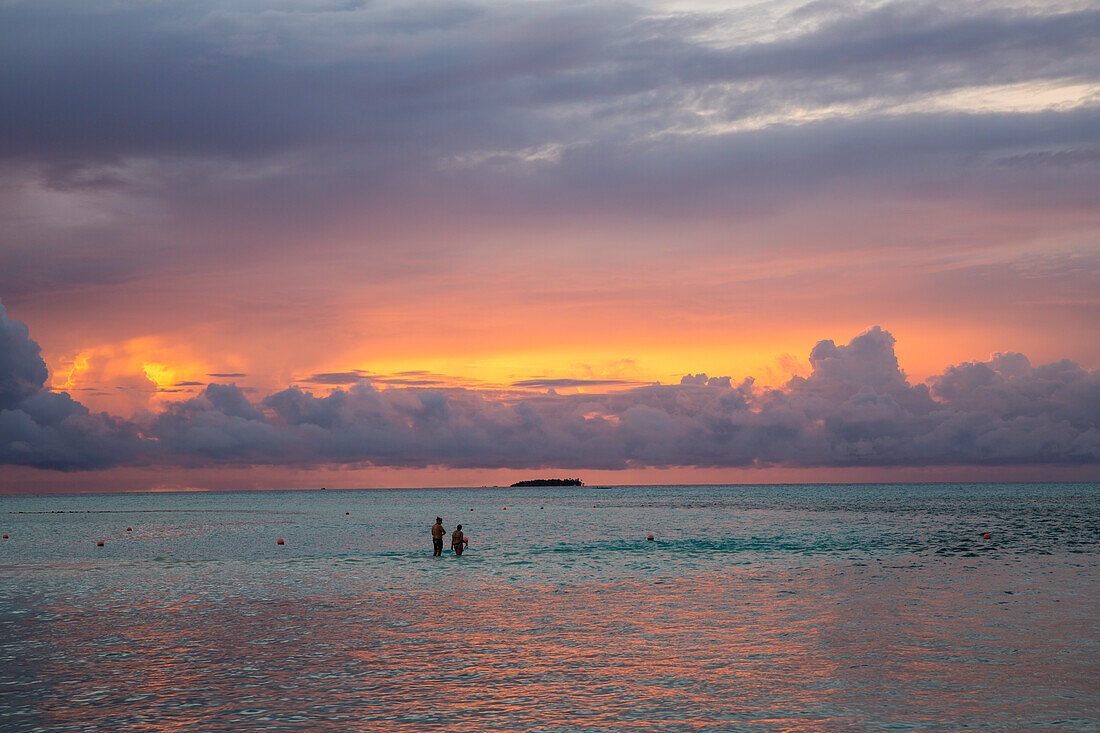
{"left": 510, "top": 478, "right": 584, "bottom": 487}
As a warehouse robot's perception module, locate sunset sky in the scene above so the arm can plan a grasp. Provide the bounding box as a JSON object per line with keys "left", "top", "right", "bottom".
{"left": 1, "top": 0, "right": 1098, "bottom": 491}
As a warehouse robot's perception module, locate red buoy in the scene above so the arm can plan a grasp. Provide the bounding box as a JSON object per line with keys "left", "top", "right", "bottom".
{"left": 277, "top": 539, "right": 285, "bottom": 545}
{"left": 126, "top": 527, "right": 132, "bottom": 531}
{"left": 983, "top": 533, "right": 991, "bottom": 540}
{"left": 97, "top": 541, "right": 104, "bottom": 546}
{"left": 647, "top": 535, "right": 654, "bottom": 541}
{"left": 345, "top": 511, "right": 350, "bottom": 515}
{"left": 2, "top": 534, "right": 8, "bottom": 539}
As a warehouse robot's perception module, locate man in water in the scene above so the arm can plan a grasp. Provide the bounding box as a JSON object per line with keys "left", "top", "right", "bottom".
{"left": 451, "top": 524, "right": 468, "bottom": 556}
{"left": 431, "top": 517, "right": 446, "bottom": 556}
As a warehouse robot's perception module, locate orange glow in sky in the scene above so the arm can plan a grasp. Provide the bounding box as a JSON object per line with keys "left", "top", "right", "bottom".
{"left": 1, "top": 0, "right": 1098, "bottom": 488}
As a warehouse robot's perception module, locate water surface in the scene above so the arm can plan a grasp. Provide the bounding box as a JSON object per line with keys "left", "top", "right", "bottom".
{"left": 2, "top": 483, "right": 1097, "bottom": 731}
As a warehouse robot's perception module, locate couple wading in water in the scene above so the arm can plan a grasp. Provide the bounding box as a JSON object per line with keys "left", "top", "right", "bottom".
{"left": 431, "top": 517, "right": 469, "bottom": 556}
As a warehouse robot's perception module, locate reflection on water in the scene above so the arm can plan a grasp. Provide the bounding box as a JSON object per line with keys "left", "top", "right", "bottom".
{"left": 1, "top": 484, "right": 1097, "bottom": 731}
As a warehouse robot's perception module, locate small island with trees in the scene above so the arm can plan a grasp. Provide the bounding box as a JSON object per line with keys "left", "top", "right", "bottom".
{"left": 509, "top": 478, "right": 584, "bottom": 487}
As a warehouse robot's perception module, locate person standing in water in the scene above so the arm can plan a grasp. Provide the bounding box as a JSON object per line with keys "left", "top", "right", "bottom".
{"left": 431, "top": 517, "right": 446, "bottom": 556}
{"left": 451, "top": 524, "right": 468, "bottom": 556}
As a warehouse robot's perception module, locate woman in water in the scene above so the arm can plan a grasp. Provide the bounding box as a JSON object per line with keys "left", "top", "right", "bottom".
{"left": 451, "top": 524, "right": 469, "bottom": 556}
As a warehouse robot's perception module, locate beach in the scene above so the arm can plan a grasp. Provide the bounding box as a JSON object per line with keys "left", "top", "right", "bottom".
{"left": 1, "top": 483, "right": 1097, "bottom": 731}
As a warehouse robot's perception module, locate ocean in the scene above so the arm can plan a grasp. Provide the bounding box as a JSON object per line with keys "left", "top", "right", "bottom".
{"left": 1, "top": 483, "right": 1097, "bottom": 731}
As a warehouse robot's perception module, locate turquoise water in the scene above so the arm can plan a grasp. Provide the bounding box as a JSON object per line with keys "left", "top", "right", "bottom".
{"left": 1, "top": 483, "right": 1098, "bottom": 731}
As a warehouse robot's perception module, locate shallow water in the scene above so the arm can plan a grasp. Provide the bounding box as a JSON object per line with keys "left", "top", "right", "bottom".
{"left": 1, "top": 483, "right": 1097, "bottom": 731}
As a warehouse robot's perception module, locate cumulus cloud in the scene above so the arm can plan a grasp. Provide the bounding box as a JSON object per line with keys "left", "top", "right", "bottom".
{"left": 2, "top": 304, "right": 1098, "bottom": 472}
{"left": 137, "top": 327, "right": 1100, "bottom": 470}
{"left": 0, "top": 302, "right": 142, "bottom": 469}
{"left": 0, "top": 302, "right": 48, "bottom": 409}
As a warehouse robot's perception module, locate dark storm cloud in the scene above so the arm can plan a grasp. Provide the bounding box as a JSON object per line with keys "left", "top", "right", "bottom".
{"left": 0, "top": 302, "right": 143, "bottom": 469}
{"left": 0, "top": 302, "right": 48, "bottom": 409}
{"left": 2, "top": 300, "right": 1097, "bottom": 470}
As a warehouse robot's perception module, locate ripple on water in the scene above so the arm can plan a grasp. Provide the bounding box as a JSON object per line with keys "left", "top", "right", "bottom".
{"left": 0, "top": 483, "right": 1096, "bottom": 731}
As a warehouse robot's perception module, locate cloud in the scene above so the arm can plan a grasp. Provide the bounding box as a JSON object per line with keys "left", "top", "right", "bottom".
{"left": 1, "top": 0, "right": 1097, "bottom": 319}
{"left": 2, "top": 2, "right": 1096, "bottom": 209}
{"left": 132, "top": 327, "right": 1098, "bottom": 471}
{"left": 512, "top": 378, "right": 650, "bottom": 388}
{"left": 300, "top": 370, "right": 454, "bottom": 386}
{"left": 3, "top": 1, "right": 1096, "bottom": 165}
{"left": 302, "top": 371, "right": 367, "bottom": 385}
{"left": 680, "top": 374, "right": 732, "bottom": 388}
{"left": 0, "top": 301, "right": 48, "bottom": 409}
{"left": 2, "top": 300, "right": 1097, "bottom": 471}
{"left": 0, "top": 302, "right": 143, "bottom": 469}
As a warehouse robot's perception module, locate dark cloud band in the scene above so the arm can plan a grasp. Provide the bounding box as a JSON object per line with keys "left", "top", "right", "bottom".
{"left": 1, "top": 303, "right": 1096, "bottom": 471}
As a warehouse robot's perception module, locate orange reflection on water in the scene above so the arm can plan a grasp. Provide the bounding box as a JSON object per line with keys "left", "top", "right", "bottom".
{"left": 14, "top": 560, "right": 1097, "bottom": 731}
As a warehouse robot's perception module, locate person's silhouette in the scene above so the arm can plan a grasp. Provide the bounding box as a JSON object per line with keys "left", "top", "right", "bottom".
{"left": 431, "top": 517, "right": 446, "bottom": 556}
{"left": 451, "top": 524, "right": 468, "bottom": 556}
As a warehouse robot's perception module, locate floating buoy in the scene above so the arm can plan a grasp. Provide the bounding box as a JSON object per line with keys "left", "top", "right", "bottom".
{"left": 647, "top": 535, "right": 654, "bottom": 541}
{"left": 126, "top": 527, "right": 132, "bottom": 531}
{"left": 470, "top": 508, "right": 474, "bottom": 511}
{"left": 277, "top": 539, "right": 285, "bottom": 545}
{"left": 503, "top": 507, "right": 506, "bottom": 510}
{"left": 97, "top": 541, "right": 104, "bottom": 546}
{"left": 983, "top": 533, "right": 991, "bottom": 540}
{"left": 2, "top": 534, "right": 8, "bottom": 539}
{"left": 345, "top": 511, "right": 350, "bottom": 515}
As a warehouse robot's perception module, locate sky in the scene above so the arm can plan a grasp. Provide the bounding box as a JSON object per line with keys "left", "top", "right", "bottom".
{"left": 1, "top": 0, "right": 1098, "bottom": 491}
